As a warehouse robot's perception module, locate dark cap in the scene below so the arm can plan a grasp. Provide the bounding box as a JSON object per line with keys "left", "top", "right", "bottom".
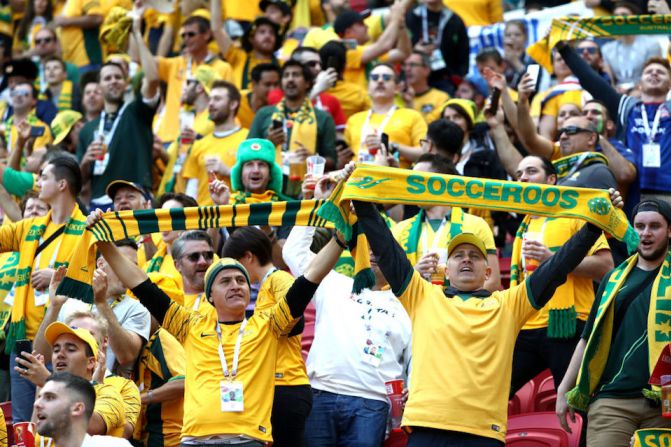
{"left": 334, "top": 9, "right": 371, "bottom": 36}
{"left": 242, "top": 17, "right": 281, "bottom": 53}
{"left": 633, "top": 199, "right": 671, "bottom": 224}
{"left": 5, "top": 58, "right": 38, "bottom": 81}
{"left": 105, "top": 180, "right": 151, "bottom": 201}
{"left": 259, "top": 0, "right": 292, "bottom": 16}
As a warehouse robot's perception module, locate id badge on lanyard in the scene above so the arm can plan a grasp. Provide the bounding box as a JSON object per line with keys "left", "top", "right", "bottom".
{"left": 641, "top": 104, "right": 664, "bottom": 168}
{"left": 217, "top": 319, "right": 247, "bottom": 412}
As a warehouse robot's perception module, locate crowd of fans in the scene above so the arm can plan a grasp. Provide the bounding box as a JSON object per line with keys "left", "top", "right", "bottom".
{"left": 0, "top": 0, "right": 666, "bottom": 446}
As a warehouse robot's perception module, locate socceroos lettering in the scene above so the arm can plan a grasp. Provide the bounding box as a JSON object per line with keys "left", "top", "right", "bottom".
{"left": 405, "top": 175, "right": 579, "bottom": 209}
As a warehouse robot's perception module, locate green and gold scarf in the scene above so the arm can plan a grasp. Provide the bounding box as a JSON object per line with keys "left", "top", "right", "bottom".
{"left": 271, "top": 98, "right": 318, "bottom": 154}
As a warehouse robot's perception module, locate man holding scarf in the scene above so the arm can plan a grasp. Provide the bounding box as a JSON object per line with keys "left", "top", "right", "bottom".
{"left": 247, "top": 60, "right": 337, "bottom": 172}
{"left": 349, "top": 170, "right": 623, "bottom": 446}
{"left": 557, "top": 199, "right": 671, "bottom": 445}
{"left": 0, "top": 155, "right": 86, "bottom": 422}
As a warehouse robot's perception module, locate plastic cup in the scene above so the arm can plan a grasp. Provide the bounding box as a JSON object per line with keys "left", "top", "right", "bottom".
{"left": 306, "top": 155, "right": 326, "bottom": 177}
{"left": 663, "top": 375, "right": 671, "bottom": 418}
{"left": 523, "top": 232, "right": 542, "bottom": 272}
{"left": 385, "top": 379, "right": 405, "bottom": 429}
{"left": 13, "top": 421, "right": 35, "bottom": 447}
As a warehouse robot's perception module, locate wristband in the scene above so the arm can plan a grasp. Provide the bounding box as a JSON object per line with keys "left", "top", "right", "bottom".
{"left": 333, "top": 233, "right": 347, "bottom": 249}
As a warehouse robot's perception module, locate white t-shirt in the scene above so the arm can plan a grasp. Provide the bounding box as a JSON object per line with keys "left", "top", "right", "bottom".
{"left": 81, "top": 434, "right": 133, "bottom": 446}
{"left": 283, "top": 226, "right": 412, "bottom": 402}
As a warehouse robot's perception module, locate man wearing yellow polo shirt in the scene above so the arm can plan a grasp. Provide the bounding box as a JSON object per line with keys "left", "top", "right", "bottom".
{"left": 182, "top": 81, "right": 248, "bottom": 206}
{"left": 345, "top": 64, "right": 426, "bottom": 169}
{"left": 352, "top": 184, "right": 621, "bottom": 446}
{"left": 52, "top": 0, "right": 103, "bottom": 69}
{"left": 401, "top": 51, "right": 449, "bottom": 123}
{"left": 91, "top": 208, "right": 344, "bottom": 446}
{"left": 134, "top": 13, "right": 233, "bottom": 144}
{"left": 211, "top": 0, "right": 278, "bottom": 90}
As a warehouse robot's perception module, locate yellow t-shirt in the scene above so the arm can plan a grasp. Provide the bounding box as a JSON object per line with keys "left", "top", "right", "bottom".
{"left": 344, "top": 107, "right": 427, "bottom": 168}
{"left": 238, "top": 90, "right": 256, "bottom": 130}
{"left": 398, "top": 270, "right": 537, "bottom": 442}
{"left": 222, "top": 0, "right": 260, "bottom": 22}
{"left": 530, "top": 84, "right": 586, "bottom": 119}
{"left": 181, "top": 127, "right": 249, "bottom": 205}
{"left": 59, "top": 0, "right": 103, "bottom": 67}
{"left": 443, "top": 0, "right": 503, "bottom": 26}
{"left": 135, "top": 328, "right": 185, "bottom": 447}
{"left": 161, "top": 297, "right": 298, "bottom": 441}
{"left": 156, "top": 55, "right": 233, "bottom": 143}
{"left": 521, "top": 217, "right": 609, "bottom": 329}
{"left": 302, "top": 15, "right": 384, "bottom": 50}
{"left": 411, "top": 88, "right": 450, "bottom": 123}
{"left": 225, "top": 46, "right": 274, "bottom": 91}
{"left": 137, "top": 233, "right": 164, "bottom": 270}
{"left": 392, "top": 211, "right": 496, "bottom": 266}
{"left": 255, "top": 270, "right": 308, "bottom": 386}
{"left": 327, "top": 81, "right": 371, "bottom": 120}
{"left": 105, "top": 375, "right": 141, "bottom": 432}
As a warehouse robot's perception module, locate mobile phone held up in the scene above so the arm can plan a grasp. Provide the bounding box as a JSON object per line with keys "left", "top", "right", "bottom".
{"left": 16, "top": 339, "right": 32, "bottom": 361}
{"left": 525, "top": 64, "right": 541, "bottom": 91}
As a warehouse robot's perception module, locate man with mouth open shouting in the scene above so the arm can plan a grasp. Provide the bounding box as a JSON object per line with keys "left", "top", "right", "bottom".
{"left": 351, "top": 173, "right": 624, "bottom": 446}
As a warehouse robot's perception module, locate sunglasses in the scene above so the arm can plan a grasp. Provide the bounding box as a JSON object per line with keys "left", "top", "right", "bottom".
{"left": 183, "top": 250, "right": 214, "bottom": 262}
{"left": 579, "top": 47, "right": 598, "bottom": 55}
{"left": 304, "top": 60, "right": 321, "bottom": 68}
{"left": 35, "top": 37, "right": 53, "bottom": 45}
{"left": 370, "top": 73, "right": 393, "bottom": 82}
{"left": 557, "top": 126, "right": 594, "bottom": 136}
{"left": 10, "top": 89, "right": 31, "bottom": 98}
{"left": 180, "top": 31, "right": 199, "bottom": 39}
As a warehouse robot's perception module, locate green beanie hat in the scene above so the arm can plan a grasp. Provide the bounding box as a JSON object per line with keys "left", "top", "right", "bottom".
{"left": 230, "top": 139, "right": 284, "bottom": 195}
{"left": 204, "top": 257, "right": 251, "bottom": 304}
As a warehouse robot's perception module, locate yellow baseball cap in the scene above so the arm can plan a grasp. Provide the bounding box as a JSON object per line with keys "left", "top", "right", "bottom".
{"left": 192, "top": 65, "right": 222, "bottom": 95}
{"left": 45, "top": 322, "right": 99, "bottom": 359}
{"left": 447, "top": 233, "right": 488, "bottom": 259}
{"left": 51, "top": 111, "right": 83, "bottom": 145}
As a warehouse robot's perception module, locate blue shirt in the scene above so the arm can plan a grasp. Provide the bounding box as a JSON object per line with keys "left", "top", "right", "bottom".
{"left": 624, "top": 102, "right": 671, "bottom": 193}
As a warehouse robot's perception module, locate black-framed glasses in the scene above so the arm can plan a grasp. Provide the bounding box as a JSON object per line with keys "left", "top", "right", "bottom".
{"left": 557, "top": 126, "right": 594, "bottom": 136}
{"left": 183, "top": 251, "right": 214, "bottom": 262}
{"left": 370, "top": 73, "right": 393, "bottom": 82}
{"left": 180, "top": 31, "right": 199, "bottom": 39}
{"left": 35, "top": 37, "right": 53, "bottom": 45}
{"left": 579, "top": 47, "right": 598, "bottom": 55}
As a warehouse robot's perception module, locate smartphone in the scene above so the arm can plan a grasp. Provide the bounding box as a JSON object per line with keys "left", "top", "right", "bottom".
{"left": 15, "top": 339, "right": 32, "bottom": 360}
{"left": 380, "top": 133, "right": 390, "bottom": 152}
{"left": 486, "top": 87, "right": 501, "bottom": 115}
{"left": 326, "top": 56, "right": 338, "bottom": 71}
{"left": 30, "top": 126, "right": 45, "bottom": 137}
{"left": 272, "top": 119, "right": 283, "bottom": 130}
{"left": 525, "top": 64, "right": 541, "bottom": 90}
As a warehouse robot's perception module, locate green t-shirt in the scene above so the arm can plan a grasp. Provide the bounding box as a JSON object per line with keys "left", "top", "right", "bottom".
{"left": 76, "top": 98, "right": 157, "bottom": 200}
{"left": 2, "top": 167, "right": 35, "bottom": 198}
{"left": 583, "top": 265, "right": 661, "bottom": 400}
{"left": 247, "top": 104, "right": 337, "bottom": 166}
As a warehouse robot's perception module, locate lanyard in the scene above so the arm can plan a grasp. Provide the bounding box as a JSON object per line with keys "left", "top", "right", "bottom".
{"left": 192, "top": 293, "right": 203, "bottom": 311}
{"left": 420, "top": 6, "right": 450, "bottom": 45}
{"left": 97, "top": 101, "right": 130, "bottom": 146}
{"left": 261, "top": 267, "right": 277, "bottom": 286}
{"left": 360, "top": 105, "right": 396, "bottom": 147}
{"left": 215, "top": 318, "right": 247, "bottom": 381}
{"left": 420, "top": 217, "right": 448, "bottom": 262}
{"left": 641, "top": 103, "right": 664, "bottom": 144}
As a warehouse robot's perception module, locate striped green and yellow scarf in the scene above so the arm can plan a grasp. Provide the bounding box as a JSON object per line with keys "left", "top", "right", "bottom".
{"left": 7, "top": 205, "right": 87, "bottom": 353}
{"left": 271, "top": 98, "right": 318, "bottom": 155}
{"left": 57, "top": 201, "right": 331, "bottom": 301}
{"left": 527, "top": 14, "right": 671, "bottom": 72}
{"left": 566, "top": 251, "right": 671, "bottom": 411}
{"left": 394, "top": 208, "right": 464, "bottom": 266}
{"left": 553, "top": 152, "right": 608, "bottom": 181}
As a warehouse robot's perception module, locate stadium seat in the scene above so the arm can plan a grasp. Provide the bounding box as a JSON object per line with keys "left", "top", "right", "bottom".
{"left": 0, "top": 401, "right": 13, "bottom": 447}
{"left": 506, "top": 411, "right": 582, "bottom": 447}
{"left": 384, "top": 428, "right": 408, "bottom": 447}
{"left": 509, "top": 378, "right": 536, "bottom": 416}
{"left": 533, "top": 370, "right": 557, "bottom": 412}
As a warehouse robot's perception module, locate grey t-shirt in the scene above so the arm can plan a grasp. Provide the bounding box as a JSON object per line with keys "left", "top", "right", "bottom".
{"left": 557, "top": 163, "right": 617, "bottom": 190}
{"left": 58, "top": 296, "right": 151, "bottom": 375}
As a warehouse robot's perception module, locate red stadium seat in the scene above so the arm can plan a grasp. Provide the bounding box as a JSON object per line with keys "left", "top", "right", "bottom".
{"left": 506, "top": 412, "right": 582, "bottom": 447}
{"left": 533, "top": 370, "right": 557, "bottom": 412}
{"left": 0, "top": 401, "right": 13, "bottom": 446}
{"left": 509, "top": 378, "right": 536, "bottom": 416}
{"left": 384, "top": 428, "right": 408, "bottom": 447}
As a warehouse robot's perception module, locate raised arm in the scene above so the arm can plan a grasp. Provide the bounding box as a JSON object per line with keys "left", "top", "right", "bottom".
{"left": 486, "top": 103, "right": 523, "bottom": 177}
{"left": 361, "top": 4, "right": 404, "bottom": 64}
{"left": 131, "top": 4, "right": 159, "bottom": 100}
{"left": 516, "top": 73, "right": 555, "bottom": 158}
{"left": 210, "top": 0, "right": 233, "bottom": 57}
{"left": 599, "top": 138, "right": 636, "bottom": 192}
{"left": 33, "top": 266, "right": 69, "bottom": 359}
{"left": 556, "top": 42, "right": 622, "bottom": 121}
